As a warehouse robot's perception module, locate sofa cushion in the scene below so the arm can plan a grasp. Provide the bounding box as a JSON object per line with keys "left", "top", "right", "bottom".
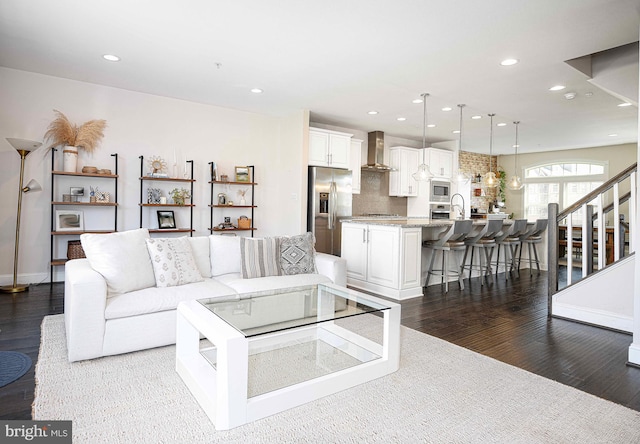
{"left": 240, "top": 236, "right": 282, "bottom": 279}
{"left": 210, "top": 235, "right": 241, "bottom": 276}
{"left": 187, "top": 236, "right": 211, "bottom": 278}
{"left": 81, "top": 228, "right": 156, "bottom": 296}
{"left": 104, "top": 279, "right": 238, "bottom": 320}
{"left": 145, "top": 237, "right": 203, "bottom": 287}
{"left": 280, "top": 232, "right": 317, "bottom": 275}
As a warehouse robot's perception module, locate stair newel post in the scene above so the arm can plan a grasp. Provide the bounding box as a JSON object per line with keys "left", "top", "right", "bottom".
{"left": 547, "top": 203, "right": 559, "bottom": 316}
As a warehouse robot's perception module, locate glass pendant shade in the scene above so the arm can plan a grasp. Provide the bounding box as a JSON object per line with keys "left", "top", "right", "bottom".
{"left": 413, "top": 92, "right": 434, "bottom": 182}
{"left": 482, "top": 113, "right": 498, "bottom": 188}
{"left": 506, "top": 121, "right": 524, "bottom": 191}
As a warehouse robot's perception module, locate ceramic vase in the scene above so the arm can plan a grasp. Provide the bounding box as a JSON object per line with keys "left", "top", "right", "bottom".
{"left": 63, "top": 146, "right": 78, "bottom": 172}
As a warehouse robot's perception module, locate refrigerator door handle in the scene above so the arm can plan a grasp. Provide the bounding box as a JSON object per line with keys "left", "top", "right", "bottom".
{"left": 328, "top": 181, "right": 337, "bottom": 230}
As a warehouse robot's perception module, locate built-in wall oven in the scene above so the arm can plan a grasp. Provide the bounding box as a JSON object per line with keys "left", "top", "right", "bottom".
{"left": 430, "top": 204, "right": 450, "bottom": 220}
{"left": 431, "top": 180, "right": 451, "bottom": 203}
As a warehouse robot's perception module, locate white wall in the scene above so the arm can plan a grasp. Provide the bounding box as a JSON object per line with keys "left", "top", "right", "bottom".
{"left": 630, "top": 27, "right": 640, "bottom": 366}
{"left": 0, "top": 67, "right": 307, "bottom": 283}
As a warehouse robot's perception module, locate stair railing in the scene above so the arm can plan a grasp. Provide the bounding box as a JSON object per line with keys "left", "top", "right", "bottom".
{"left": 548, "top": 163, "right": 636, "bottom": 307}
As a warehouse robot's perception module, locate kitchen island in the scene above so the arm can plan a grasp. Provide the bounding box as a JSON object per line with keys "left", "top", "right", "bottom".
{"left": 341, "top": 218, "right": 520, "bottom": 300}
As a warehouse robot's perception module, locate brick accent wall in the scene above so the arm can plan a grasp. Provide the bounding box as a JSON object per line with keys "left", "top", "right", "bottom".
{"left": 459, "top": 150, "right": 498, "bottom": 212}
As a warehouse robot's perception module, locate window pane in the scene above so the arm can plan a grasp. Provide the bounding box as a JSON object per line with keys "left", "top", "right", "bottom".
{"left": 524, "top": 183, "right": 559, "bottom": 220}
{"left": 576, "top": 163, "right": 590, "bottom": 175}
{"left": 563, "top": 181, "right": 603, "bottom": 225}
{"left": 562, "top": 164, "right": 577, "bottom": 176}
{"left": 592, "top": 164, "right": 604, "bottom": 174}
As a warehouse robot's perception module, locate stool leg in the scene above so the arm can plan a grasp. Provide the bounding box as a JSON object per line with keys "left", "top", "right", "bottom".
{"left": 478, "top": 247, "right": 485, "bottom": 286}
{"left": 425, "top": 248, "right": 437, "bottom": 287}
{"left": 495, "top": 244, "right": 501, "bottom": 277}
{"left": 503, "top": 245, "right": 509, "bottom": 281}
{"left": 528, "top": 242, "right": 533, "bottom": 276}
{"left": 444, "top": 250, "right": 449, "bottom": 293}
{"left": 532, "top": 243, "right": 541, "bottom": 274}
{"left": 454, "top": 249, "right": 465, "bottom": 291}
{"left": 441, "top": 250, "right": 445, "bottom": 285}
{"left": 470, "top": 246, "right": 476, "bottom": 281}
{"left": 461, "top": 245, "right": 470, "bottom": 280}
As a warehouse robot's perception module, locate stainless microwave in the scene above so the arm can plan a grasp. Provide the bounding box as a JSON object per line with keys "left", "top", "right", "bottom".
{"left": 431, "top": 180, "right": 451, "bottom": 202}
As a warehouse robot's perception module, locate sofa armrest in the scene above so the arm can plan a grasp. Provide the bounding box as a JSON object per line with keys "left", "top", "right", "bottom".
{"left": 315, "top": 253, "right": 347, "bottom": 287}
{"left": 64, "top": 259, "right": 108, "bottom": 362}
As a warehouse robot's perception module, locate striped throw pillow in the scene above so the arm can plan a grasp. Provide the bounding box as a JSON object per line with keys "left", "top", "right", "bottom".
{"left": 240, "top": 237, "right": 282, "bottom": 279}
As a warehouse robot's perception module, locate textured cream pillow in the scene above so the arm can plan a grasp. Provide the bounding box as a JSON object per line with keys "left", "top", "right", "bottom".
{"left": 145, "top": 237, "right": 203, "bottom": 287}
{"left": 80, "top": 228, "right": 156, "bottom": 296}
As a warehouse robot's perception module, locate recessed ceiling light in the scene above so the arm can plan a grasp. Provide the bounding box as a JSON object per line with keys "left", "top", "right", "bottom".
{"left": 608, "top": 133, "right": 618, "bottom": 137}
{"left": 471, "top": 115, "right": 482, "bottom": 120}
{"left": 441, "top": 107, "right": 452, "bottom": 112}
{"left": 500, "top": 58, "right": 519, "bottom": 66}
{"left": 512, "top": 144, "right": 520, "bottom": 148}
{"left": 549, "top": 85, "right": 565, "bottom": 91}
{"left": 102, "top": 54, "right": 120, "bottom": 62}
{"left": 452, "top": 130, "right": 460, "bottom": 134}
{"left": 367, "top": 110, "right": 378, "bottom": 115}
{"left": 618, "top": 102, "right": 632, "bottom": 107}
{"left": 497, "top": 122, "right": 507, "bottom": 127}
{"left": 412, "top": 98, "right": 423, "bottom": 104}
{"left": 427, "top": 124, "right": 436, "bottom": 128}
{"left": 397, "top": 117, "right": 406, "bottom": 121}
{"left": 250, "top": 88, "right": 263, "bottom": 94}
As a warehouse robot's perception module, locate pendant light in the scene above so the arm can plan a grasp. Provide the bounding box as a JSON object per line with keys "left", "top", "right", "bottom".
{"left": 455, "top": 104, "right": 471, "bottom": 184}
{"left": 483, "top": 113, "right": 498, "bottom": 188}
{"left": 412, "top": 92, "right": 434, "bottom": 181}
{"left": 507, "top": 121, "right": 524, "bottom": 190}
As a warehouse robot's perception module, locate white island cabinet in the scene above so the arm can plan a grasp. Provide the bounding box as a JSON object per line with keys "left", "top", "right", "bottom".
{"left": 341, "top": 222, "right": 423, "bottom": 300}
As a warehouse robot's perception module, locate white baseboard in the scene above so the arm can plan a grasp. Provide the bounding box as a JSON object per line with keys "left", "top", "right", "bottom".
{"left": 553, "top": 302, "right": 633, "bottom": 333}
{"left": 629, "top": 343, "right": 640, "bottom": 366}
{"left": 0, "top": 272, "right": 50, "bottom": 286}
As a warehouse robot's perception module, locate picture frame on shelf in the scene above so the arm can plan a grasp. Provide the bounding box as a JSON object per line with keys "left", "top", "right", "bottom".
{"left": 55, "top": 210, "right": 84, "bottom": 232}
{"left": 147, "top": 188, "right": 162, "bottom": 204}
{"left": 157, "top": 210, "right": 176, "bottom": 229}
{"left": 235, "top": 166, "right": 250, "bottom": 182}
{"left": 70, "top": 187, "right": 84, "bottom": 196}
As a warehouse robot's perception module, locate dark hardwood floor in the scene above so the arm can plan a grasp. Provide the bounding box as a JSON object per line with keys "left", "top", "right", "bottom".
{"left": 1, "top": 271, "right": 639, "bottom": 420}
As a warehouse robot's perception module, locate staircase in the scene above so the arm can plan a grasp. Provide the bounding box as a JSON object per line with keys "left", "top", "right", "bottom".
{"left": 547, "top": 163, "right": 637, "bottom": 332}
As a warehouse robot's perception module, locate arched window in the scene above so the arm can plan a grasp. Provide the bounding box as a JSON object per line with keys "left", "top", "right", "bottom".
{"left": 523, "top": 161, "right": 607, "bottom": 222}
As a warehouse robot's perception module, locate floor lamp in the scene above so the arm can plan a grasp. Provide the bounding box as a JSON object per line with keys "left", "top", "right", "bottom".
{"left": 1, "top": 138, "right": 42, "bottom": 294}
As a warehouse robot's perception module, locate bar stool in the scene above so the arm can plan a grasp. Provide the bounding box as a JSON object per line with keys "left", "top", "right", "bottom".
{"left": 423, "top": 220, "right": 474, "bottom": 292}
{"left": 517, "top": 219, "right": 548, "bottom": 276}
{"left": 492, "top": 219, "right": 528, "bottom": 280}
{"left": 461, "top": 219, "right": 503, "bottom": 285}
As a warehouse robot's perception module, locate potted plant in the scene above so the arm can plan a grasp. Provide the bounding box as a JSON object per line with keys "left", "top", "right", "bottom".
{"left": 44, "top": 110, "right": 107, "bottom": 172}
{"left": 170, "top": 188, "right": 191, "bottom": 205}
{"left": 496, "top": 167, "right": 507, "bottom": 204}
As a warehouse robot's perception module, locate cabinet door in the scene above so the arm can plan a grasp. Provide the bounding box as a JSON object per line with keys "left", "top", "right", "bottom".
{"left": 399, "top": 228, "right": 422, "bottom": 289}
{"left": 400, "top": 149, "right": 420, "bottom": 196}
{"left": 309, "top": 130, "right": 330, "bottom": 166}
{"left": 341, "top": 223, "right": 368, "bottom": 280}
{"left": 388, "top": 148, "right": 401, "bottom": 196}
{"left": 329, "top": 134, "right": 350, "bottom": 169}
{"left": 428, "top": 149, "right": 453, "bottom": 179}
{"left": 367, "top": 225, "right": 400, "bottom": 288}
{"left": 350, "top": 139, "right": 362, "bottom": 194}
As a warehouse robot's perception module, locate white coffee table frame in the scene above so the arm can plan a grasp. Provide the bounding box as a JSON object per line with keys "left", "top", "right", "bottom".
{"left": 176, "top": 283, "right": 400, "bottom": 430}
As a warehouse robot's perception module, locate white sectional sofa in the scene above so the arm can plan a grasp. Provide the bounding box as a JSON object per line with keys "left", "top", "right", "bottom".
{"left": 64, "top": 229, "right": 346, "bottom": 362}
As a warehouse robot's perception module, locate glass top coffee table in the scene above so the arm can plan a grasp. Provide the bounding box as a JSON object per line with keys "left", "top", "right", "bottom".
{"left": 176, "top": 283, "right": 400, "bottom": 430}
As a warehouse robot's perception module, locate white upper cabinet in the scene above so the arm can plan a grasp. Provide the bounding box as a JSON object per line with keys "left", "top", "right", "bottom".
{"left": 426, "top": 148, "right": 453, "bottom": 179}
{"left": 389, "top": 146, "right": 420, "bottom": 197}
{"left": 350, "top": 138, "right": 363, "bottom": 194}
{"left": 309, "top": 128, "right": 352, "bottom": 169}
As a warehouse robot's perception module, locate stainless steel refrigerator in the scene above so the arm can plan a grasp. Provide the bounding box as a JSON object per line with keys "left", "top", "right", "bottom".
{"left": 307, "top": 166, "right": 352, "bottom": 256}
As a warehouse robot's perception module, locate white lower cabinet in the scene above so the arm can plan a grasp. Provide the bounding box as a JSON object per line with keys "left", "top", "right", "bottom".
{"left": 342, "top": 223, "right": 423, "bottom": 300}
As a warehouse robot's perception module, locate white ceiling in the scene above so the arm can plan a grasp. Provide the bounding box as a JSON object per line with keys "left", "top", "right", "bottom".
{"left": 0, "top": 0, "right": 638, "bottom": 155}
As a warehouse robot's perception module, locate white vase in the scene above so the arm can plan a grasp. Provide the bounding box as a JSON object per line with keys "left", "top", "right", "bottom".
{"left": 63, "top": 146, "right": 78, "bottom": 172}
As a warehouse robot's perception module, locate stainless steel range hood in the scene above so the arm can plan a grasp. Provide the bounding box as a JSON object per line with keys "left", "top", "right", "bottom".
{"left": 361, "top": 131, "right": 391, "bottom": 171}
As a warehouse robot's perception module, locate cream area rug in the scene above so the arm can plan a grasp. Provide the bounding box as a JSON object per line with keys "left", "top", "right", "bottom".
{"left": 33, "top": 315, "right": 640, "bottom": 443}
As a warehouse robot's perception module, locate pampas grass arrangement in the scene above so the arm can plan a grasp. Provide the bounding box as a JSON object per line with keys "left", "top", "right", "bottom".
{"left": 44, "top": 110, "right": 107, "bottom": 153}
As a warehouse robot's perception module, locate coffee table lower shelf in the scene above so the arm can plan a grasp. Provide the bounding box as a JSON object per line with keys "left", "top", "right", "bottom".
{"left": 175, "top": 291, "right": 400, "bottom": 430}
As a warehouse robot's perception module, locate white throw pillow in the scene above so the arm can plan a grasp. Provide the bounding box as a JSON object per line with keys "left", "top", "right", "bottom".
{"left": 209, "top": 235, "right": 241, "bottom": 276}
{"left": 187, "top": 236, "right": 212, "bottom": 278}
{"left": 80, "top": 228, "right": 156, "bottom": 296}
{"left": 240, "top": 237, "right": 282, "bottom": 279}
{"left": 145, "top": 237, "right": 203, "bottom": 287}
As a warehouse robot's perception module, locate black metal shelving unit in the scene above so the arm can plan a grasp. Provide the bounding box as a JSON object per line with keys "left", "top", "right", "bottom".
{"left": 208, "top": 164, "right": 256, "bottom": 236}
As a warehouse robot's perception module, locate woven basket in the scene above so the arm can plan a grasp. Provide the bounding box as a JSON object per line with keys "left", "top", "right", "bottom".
{"left": 67, "top": 240, "right": 86, "bottom": 260}
{"left": 237, "top": 218, "right": 252, "bottom": 229}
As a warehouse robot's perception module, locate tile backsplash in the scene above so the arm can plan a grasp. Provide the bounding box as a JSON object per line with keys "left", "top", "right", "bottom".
{"left": 352, "top": 170, "right": 407, "bottom": 216}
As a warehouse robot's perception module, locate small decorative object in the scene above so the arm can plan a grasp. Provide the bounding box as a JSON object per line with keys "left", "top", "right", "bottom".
{"left": 89, "top": 186, "right": 97, "bottom": 203}
{"left": 147, "top": 156, "right": 168, "bottom": 177}
{"left": 62, "top": 194, "right": 79, "bottom": 202}
{"left": 217, "top": 193, "right": 227, "bottom": 205}
{"left": 44, "top": 110, "right": 107, "bottom": 173}
{"left": 210, "top": 162, "right": 217, "bottom": 181}
{"left": 70, "top": 187, "right": 84, "bottom": 196}
{"left": 237, "top": 189, "right": 248, "bottom": 205}
{"left": 159, "top": 196, "right": 167, "bottom": 205}
{"left": 66, "top": 240, "right": 86, "bottom": 260}
{"left": 96, "top": 191, "right": 110, "bottom": 202}
{"left": 238, "top": 216, "right": 251, "bottom": 229}
{"left": 97, "top": 168, "right": 112, "bottom": 175}
{"left": 157, "top": 210, "right": 176, "bottom": 229}
{"left": 169, "top": 187, "right": 191, "bottom": 205}
{"left": 227, "top": 201, "right": 234, "bottom": 206}
{"left": 235, "top": 166, "right": 250, "bottom": 182}
{"left": 220, "top": 174, "right": 229, "bottom": 182}
{"left": 55, "top": 210, "right": 83, "bottom": 232}
{"left": 147, "top": 188, "right": 162, "bottom": 204}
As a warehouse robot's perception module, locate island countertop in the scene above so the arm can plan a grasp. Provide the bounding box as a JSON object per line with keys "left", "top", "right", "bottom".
{"left": 343, "top": 217, "right": 514, "bottom": 228}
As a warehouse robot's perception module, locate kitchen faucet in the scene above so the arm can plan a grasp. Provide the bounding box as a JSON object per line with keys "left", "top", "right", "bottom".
{"left": 450, "top": 193, "right": 465, "bottom": 219}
